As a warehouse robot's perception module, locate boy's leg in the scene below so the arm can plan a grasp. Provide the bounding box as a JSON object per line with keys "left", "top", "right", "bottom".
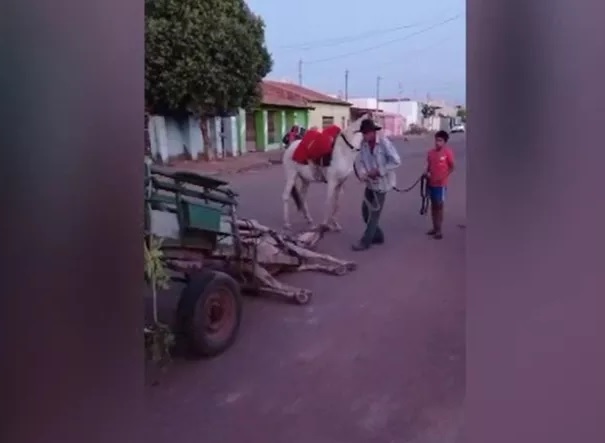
{"left": 426, "top": 186, "right": 439, "bottom": 235}
{"left": 432, "top": 187, "right": 446, "bottom": 239}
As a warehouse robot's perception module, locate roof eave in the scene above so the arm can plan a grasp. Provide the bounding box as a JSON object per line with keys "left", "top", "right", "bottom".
{"left": 260, "top": 103, "right": 315, "bottom": 110}
{"left": 308, "top": 100, "right": 351, "bottom": 106}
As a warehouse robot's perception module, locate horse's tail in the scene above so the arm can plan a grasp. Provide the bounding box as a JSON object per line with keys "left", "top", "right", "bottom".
{"left": 290, "top": 183, "right": 303, "bottom": 212}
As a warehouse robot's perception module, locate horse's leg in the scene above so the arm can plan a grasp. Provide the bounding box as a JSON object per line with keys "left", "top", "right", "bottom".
{"left": 282, "top": 170, "right": 297, "bottom": 231}
{"left": 328, "top": 182, "right": 344, "bottom": 232}
{"left": 298, "top": 178, "right": 314, "bottom": 226}
{"left": 320, "top": 178, "right": 338, "bottom": 231}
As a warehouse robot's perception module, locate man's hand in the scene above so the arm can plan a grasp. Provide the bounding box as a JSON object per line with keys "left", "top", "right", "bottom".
{"left": 367, "top": 168, "right": 380, "bottom": 179}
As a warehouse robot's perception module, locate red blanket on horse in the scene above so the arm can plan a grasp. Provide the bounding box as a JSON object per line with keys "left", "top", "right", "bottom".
{"left": 292, "top": 125, "right": 342, "bottom": 164}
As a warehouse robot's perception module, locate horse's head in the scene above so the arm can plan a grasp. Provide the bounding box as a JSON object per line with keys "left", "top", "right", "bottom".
{"left": 337, "top": 113, "right": 373, "bottom": 152}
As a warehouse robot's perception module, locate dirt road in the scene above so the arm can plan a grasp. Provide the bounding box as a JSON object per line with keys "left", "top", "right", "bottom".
{"left": 146, "top": 134, "right": 466, "bottom": 443}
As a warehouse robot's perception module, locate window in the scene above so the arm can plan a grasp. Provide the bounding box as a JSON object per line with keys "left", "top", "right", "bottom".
{"left": 322, "top": 116, "right": 334, "bottom": 128}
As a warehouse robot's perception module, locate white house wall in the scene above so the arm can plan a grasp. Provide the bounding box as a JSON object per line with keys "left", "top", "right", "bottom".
{"left": 348, "top": 98, "right": 378, "bottom": 109}
{"left": 379, "top": 101, "right": 422, "bottom": 127}
{"left": 350, "top": 98, "right": 422, "bottom": 129}
{"left": 148, "top": 115, "right": 239, "bottom": 162}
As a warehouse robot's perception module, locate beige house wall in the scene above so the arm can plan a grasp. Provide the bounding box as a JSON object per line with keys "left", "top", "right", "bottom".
{"left": 308, "top": 103, "right": 352, "bottom": 129}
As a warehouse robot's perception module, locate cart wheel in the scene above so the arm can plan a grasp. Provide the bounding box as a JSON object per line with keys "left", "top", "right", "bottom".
{"left": 176, "top": 269, "right": 242, "bottom": 358}
{"left": 294, "top": 291, "right": 312, "bottom": 305}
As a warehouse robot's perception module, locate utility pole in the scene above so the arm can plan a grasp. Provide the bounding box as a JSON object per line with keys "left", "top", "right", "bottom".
{"left": 397, "top": 81, "right": 402, "bottom": 114}
{"left": 375, "top": 75, "right": 382, "bottom": 111}
{"left": 298, "top": 59, "right": 303, "bottom": 85}
{"left": 344, "top": 69, "right": 349, "bottom": 101}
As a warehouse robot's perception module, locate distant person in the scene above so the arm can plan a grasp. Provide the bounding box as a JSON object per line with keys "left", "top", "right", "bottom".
{"left": 282, "top": 125, "right": 296, "bottom": 146}
{"left": 352, "top": 118, "right": 401, "bottom": 251}
{"left": 282, "top": 125, "right": 306, "bottom": 146}
{"left": 425, "top": 130, "right": 455, "bottom": 239}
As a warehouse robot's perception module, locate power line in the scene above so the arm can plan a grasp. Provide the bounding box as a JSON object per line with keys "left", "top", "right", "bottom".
{"left": 380, "top": 80, "right": 464, "bottom": 101}
{"left": 278, "top": 22, "right": 422, "bottom": 50}
{"left": 348, "top": 35, "right": 455, "bottom": 74}
{"left": 304, "top": 14, "right": 461, "bottom": 65}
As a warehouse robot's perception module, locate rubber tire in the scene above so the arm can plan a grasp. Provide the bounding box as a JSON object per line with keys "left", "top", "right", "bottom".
{"left": 175, "top": 269, "right": 243, "bottom": 358}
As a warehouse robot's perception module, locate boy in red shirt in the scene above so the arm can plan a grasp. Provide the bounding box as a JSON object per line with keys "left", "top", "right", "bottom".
{"left": 426, "top": 130, "right": 455, "bottom": 239}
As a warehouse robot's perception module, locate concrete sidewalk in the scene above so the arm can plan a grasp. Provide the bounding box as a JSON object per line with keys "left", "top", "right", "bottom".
{"left": 168, "top": 149, "right": 284, "bottom": 176}
{"left": 165, "top": 134, "right": 431, "bottom": 177}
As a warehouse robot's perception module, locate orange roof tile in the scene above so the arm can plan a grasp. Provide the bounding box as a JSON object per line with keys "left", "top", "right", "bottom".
{"left": 261, "top": 82, "right": 313, "bottom": 108}
{"left": 264, "top": 80, "right": 351, "bottom": 106}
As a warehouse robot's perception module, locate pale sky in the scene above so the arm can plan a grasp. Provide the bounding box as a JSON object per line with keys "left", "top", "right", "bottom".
{"left": 246, "top": 0, "right": 466, "bottom": 105}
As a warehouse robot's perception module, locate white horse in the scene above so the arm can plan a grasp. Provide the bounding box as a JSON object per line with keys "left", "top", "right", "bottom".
{"left": 281, "top": 114, "right": 371, "bottom": 231}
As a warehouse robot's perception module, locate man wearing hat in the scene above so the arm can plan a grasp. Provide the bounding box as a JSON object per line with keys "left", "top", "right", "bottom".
{"left": 352, "top": 118, "right": 401, "bottom": 251}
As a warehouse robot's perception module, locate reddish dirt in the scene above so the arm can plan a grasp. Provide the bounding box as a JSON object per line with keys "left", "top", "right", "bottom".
{"left": 145, "top": 134, "right": 466, "bottom": 443}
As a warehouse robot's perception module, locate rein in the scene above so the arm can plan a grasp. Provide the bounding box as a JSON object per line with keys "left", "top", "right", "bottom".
{"left": 353, "top": 162, "right": 429, "bottom": 215}
{"left": 339, "top": 133, "right": 357, "bottom": 150}
{"left": 397, "top": 174, "right": 429, "bottom": 215}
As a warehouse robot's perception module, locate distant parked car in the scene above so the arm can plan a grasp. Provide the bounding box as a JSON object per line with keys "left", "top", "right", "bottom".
{"left": 451, "top": 124, "right": 465, "bottom": 133}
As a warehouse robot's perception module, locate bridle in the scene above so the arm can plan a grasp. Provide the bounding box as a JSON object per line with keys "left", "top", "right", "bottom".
{"left": 339, "top": 132, "right": 357, "bottom": 151}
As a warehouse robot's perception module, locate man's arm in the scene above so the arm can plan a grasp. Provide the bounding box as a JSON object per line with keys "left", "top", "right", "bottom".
{"left": 354, "top": 147, "right": 370, "bottom": 180}
{"left": 382, "top": 137, "right": 401, "bottom": 171}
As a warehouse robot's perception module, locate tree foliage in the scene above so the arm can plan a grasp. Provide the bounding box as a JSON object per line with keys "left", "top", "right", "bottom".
{"left": 145, "top": 0, "right": 273, "bottom": 117}
{"left": 456, "top": 106, "right": 467, "bottom": 122}
{"left": 421, "top": 104, "right": 440, "bottom": 119}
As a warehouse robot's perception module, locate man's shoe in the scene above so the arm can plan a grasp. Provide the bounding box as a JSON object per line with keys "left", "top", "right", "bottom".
{"left": 426, "top": 229, "right": 437, "bottom": 236}
{"left": 351, "top": 242, "right": 370, "bottom": 251}
{"left": 433, "top": 232, "right": 443, "bottom": 239}
{"left": 372, "top": 237, "right": 384, "bottom": 244}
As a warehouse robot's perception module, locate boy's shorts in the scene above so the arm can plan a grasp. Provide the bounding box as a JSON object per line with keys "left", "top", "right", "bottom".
{"left": 427, "top": 186, "right": 446, "bottom": 203}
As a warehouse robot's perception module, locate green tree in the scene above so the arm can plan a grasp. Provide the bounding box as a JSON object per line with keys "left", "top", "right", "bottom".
{"left": 145, "top": 0, "right": 273, "bottom": 158}
{"left": 421, "top": 103, "right": 440, "bottom": 127}
{"left": 456, "top": 106, "right": 467, "bottom": 122}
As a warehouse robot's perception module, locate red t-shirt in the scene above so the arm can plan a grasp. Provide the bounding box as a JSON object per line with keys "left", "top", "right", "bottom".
{"left": 427, "top": 147, "right": 454, "bottom": 186}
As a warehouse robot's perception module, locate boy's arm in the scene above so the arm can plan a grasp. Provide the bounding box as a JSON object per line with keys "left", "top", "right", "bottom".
{"left": 425, "top": 152, "right": 431, "bottom": 176}
{"left": 447, "top": 148, "right": 455, "bottom": 173}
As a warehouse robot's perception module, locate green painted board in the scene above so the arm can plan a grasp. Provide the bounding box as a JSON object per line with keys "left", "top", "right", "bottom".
{"left": 184, "top": 202, "right": 223, "bottom": 233}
